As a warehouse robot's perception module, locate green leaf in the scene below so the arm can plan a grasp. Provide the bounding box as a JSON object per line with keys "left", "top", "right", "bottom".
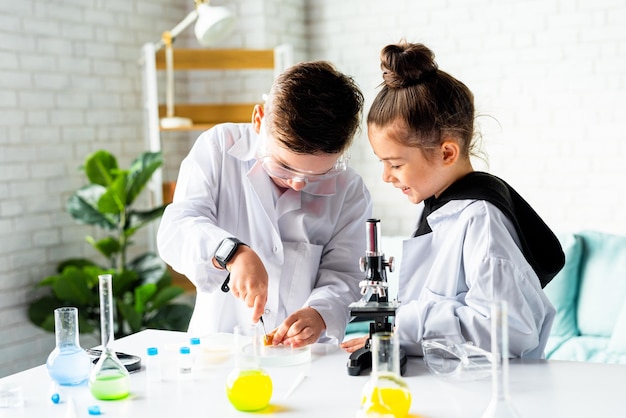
{"left": 27, "top": 297, "right": 62, "bottom": 332}
{"left": 67, "top": 185, "right": 117, "bottom": 230}
{"left": 117, "top": 300, "right": 143, "bottom": 334}
{"left": 126, "top": 206, "right": 167, "bottom": 237}
{"left": 147, "top": 304, "right": 193, "bottom": 331}
{"left": 91, "top": 237, "right": 121, "bottom": 259}
{"left": 151, "top": 286, "right": 185, "bottom": 310}
{"left": 98, "top": 175, "right": 127, "bottom": 214}
{"left": 58, "top": 258, "right": 100, "bottom": 273}
{"left": 127, "top": 253, "right": 166, "bottom": 285}
{"left": 84, "top": 150, "right": 118, "bottom": 187}
{"left": 134, "top": 283, "right": 157, "bottom": 314}
{"left": 111, "top": 270, "right": 139, "bottom": 296}
{"left": 126, "top": 152, "right": 163, "bottom": 205}
{"left": 52, "top": 267, "right": 96, "bottom": 306}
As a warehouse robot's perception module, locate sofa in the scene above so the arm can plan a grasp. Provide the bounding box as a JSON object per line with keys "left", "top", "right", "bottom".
{"left": 543, "top": 230, "right": 626, "bottom": 363}
{"left": 347, "top": 232, "right": 626, "bottom": 364}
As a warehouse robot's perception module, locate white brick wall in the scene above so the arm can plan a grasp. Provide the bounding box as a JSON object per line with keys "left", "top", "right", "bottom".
{"left": 2, "top": 0, "right": 626, "bottom": 377}
{"left": 307, "top": 0, "right": 626, "bottom": 238}
{"left": 0, "top": 0, "right": 187, "bottom": 377}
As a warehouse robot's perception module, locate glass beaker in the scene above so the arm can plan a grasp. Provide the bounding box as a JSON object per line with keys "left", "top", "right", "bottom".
{"left": 88, "top": 274, "right": 130, "bottom": 400}
{"left": 226, "top": 323, "right": 273, "bottom": 411}
{"left": 480, "top": 300, "right": 521, "bottom": 418}
{"left": 46, "top": 307, "right": 91, "bottom": 386}
{"left": 358, "top": 332, "right": 412, "bottom": 418}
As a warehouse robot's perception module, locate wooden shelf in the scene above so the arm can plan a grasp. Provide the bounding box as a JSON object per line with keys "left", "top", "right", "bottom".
{"left": 158, "top": 103, "right": 256, "bottom": 131}
{"left": 155, "top": 48, "right": 275, "bottom": 70}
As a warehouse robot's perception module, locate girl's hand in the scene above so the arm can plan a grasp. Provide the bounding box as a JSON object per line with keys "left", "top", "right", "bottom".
{"left": 340, "top": 335, "right": 368, "bottom": 353}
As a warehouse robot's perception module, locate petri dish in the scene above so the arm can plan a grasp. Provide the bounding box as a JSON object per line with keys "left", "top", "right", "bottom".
{"left": 259, "top": 344, "right": 311, "bottom": 367}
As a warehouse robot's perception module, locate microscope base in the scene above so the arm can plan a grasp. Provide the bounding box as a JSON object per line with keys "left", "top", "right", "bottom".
{"left": 347, "top": 346, "right": 407, "bottom": 376}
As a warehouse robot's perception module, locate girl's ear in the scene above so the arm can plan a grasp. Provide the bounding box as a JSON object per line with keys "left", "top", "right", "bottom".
{"left": 252, "top": 104, "right": 265, "bottom": 134}
{"left": 440, "top": 139, "right": 460, "bottom": 166}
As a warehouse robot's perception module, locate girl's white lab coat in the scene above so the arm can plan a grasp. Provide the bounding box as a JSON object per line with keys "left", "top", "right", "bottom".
{"left": 395, "top": 199, "right": 556, "bottom": 358}
{"left": 157, "top": 123, "right": 372, "bottom": 343}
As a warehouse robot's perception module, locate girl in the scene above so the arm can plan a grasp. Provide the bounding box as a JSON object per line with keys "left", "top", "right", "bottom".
{"left": 342, "top": 42, "right": 564, "bottom": 358}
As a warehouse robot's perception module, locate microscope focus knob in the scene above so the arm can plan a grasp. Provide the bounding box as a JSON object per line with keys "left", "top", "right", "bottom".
{"left": 359, "top": 256, "right": 367, "bottom": 272}
{"left": 386, "top": 256, "right": 395, "bottom": 272}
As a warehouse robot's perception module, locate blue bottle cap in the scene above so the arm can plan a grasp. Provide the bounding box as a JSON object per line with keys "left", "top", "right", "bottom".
{"left": 88, "top": 405, "right": 101, "bottom": 415}
{"left": 51, "top": 393, "right": 60, "bottom": 404}
{"left": 147, "top": 347, "right": 158, "bottom": 356}
{"left": 180, "top": 346, "right": 190, "bottom": 354}
{"left": 190, "top": 337, "right": 201, "bottom": 345}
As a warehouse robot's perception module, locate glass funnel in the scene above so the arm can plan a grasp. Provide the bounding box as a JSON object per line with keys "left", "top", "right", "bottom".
{"left": 480, "top": 300, "right": 521, "bottom": 418}
{"left": 46, "top": 307, "right": 91, "bottom": 386}
{"left": 358, "top": 332, "right": 412, "bottom": 418}
{"left": 88, "top": 274, "right": 130, "bottom": 400}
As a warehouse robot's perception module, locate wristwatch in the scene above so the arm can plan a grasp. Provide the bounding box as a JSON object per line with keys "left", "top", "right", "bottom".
{"left": 214, "top": 237, "right": 247, "bottom": 271}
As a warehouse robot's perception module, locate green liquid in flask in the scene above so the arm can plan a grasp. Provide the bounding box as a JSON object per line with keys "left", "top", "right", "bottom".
{"left": 88, "top": 274, "right": 131, "bottom": 401}
{"left": 90, "top": 369, "right": 130, "bottom": 400}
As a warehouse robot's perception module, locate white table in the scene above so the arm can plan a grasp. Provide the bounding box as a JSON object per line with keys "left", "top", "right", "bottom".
{"left": 1, "top": 329, "right": 625, "bottom": 417}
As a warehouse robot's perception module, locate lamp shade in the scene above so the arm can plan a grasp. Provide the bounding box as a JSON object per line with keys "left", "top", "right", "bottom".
{"left": 194, "top": 4, "right": 236, "bottom": 46}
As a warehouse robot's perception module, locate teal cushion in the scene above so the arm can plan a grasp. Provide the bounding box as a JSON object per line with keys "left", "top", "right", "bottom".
{"left": 607, "top": 301, "right": 626, "bottom": 354}
{"left": 543, "top": 233, "right": 582, "bottom": 351}
{"left": 576, "top": 231, "right": 626, "bottom": 337}
{"left": 548, "top": 335, "right": 612, "bottom": 363}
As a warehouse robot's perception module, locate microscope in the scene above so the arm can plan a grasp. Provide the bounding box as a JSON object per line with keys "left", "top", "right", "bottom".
{"left": 347, "top": 218, "right": 407, "bottom": 376}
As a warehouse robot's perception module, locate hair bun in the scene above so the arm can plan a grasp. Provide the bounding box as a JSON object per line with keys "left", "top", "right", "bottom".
{"left": 380, "top": 42, "right": 438, "bottom": 88}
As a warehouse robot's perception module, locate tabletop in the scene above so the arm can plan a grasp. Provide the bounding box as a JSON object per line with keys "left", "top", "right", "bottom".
{"left": 1, "top": 329, "right": 625, "bottom": 417}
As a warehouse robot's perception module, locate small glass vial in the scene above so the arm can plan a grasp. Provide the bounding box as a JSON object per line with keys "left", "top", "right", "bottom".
{"left": 189, "top": 337, "right": 201, "bottom": 368}
{"left": 358, "top": 332, "right": 412, "bottom": 418}
{"left": 145, "top": 347, "right": 161, "bottom": 383}
{"left": 179, "top": 346, "right": 193, "bottom": 380}
{"left": 46, "top": 307, "right": 91, "bottom": 386}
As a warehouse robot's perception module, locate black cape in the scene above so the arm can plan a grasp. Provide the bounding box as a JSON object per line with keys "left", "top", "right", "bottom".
{"left": 413, "top": 171, "right": 565, "bottom": 288}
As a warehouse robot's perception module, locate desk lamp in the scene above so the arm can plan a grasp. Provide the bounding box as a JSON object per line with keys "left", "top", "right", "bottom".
{"left": 157, "top": 0, "right": 235, "bottom": 129}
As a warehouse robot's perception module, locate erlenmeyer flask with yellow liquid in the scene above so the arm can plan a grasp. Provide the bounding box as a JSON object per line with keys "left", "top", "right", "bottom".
{"left": 358, "top": 332, "right": 412, "bottom": 418}
{"left": 226, "top": 323, "right": 272, "bottom": 411}
{"left": 88, "top": 274, "right": 130, "bottom": 400}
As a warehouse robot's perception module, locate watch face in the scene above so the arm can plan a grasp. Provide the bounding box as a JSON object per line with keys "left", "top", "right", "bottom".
{"left": 216, "top": 238, "right": 239, "bottom": 266}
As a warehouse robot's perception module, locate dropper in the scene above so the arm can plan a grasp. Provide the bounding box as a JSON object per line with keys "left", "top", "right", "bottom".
{"left": 259, "top": 316, "right": 269, "bottom": 344}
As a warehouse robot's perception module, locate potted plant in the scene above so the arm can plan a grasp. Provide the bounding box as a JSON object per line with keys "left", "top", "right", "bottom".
{"left": 28, "top": 150, "right": 193, "bottom": 338}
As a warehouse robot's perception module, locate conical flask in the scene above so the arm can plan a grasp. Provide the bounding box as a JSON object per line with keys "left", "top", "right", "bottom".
{"left": 358, "top": 332, "right": 412, "bottom": 418}
{"left": 88, "top": 274, "right": 130, "bottom": 400}
{"left": 480, "top": 300, "right": 521, "bottom": 418}
{"left": 226, "top": 323, "right": 273, "bottom": 411}
{"left": 46, "top": 307, "right": 91, "bottom": 385}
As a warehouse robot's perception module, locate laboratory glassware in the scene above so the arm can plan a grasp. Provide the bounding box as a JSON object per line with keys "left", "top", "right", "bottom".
{"left": 421, "top": 338, "right": 492, "bottom": 380}
{"left": 226, "top": 323, "right": 273, "bottom": 411}
{"left": 480, "top": 300, "right": 521, "bottom": 418}
{"left": 88, "top": 274, "right": 130, "bottom": 400}
{"left": 358, "top": 332, "right": 412, "bottom": 418}
{"left": 46, "top": 307, "right": 91, "bottom": 386}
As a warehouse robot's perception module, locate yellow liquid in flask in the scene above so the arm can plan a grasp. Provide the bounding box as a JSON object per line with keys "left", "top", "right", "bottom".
{"left": 363, "top": 386, "right": 412, "bottom": 418}
{"left": 226, "top": 369, "right": 273, "bottom": 411}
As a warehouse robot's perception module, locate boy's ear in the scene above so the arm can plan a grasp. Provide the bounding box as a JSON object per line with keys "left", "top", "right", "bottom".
{"left": 441, "top": 139, "right": 460, "bottom": 166}
{"left": 252, "top": 104, "right": 265, "bottom": 134}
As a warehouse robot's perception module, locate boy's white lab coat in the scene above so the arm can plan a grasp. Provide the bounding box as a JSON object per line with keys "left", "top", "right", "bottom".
{"left": 157, "top": 123, "right": 372, "bottom": 343}
{"left": 395, "top": 199, "right": 556, "bottom": 358}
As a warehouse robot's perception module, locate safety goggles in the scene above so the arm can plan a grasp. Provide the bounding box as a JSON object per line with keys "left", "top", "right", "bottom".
{"left": 257, "top": 122, "right": 349, "bottom": 184}
{"left": 421, "top": 338, "right": 492, "bottom": 380}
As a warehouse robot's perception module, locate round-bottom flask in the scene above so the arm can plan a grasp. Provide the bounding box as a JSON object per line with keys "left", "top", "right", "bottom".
{"left": 359, "top": 332, "right": 412, "bottom": 418}
{"left": 226, "top": 323, "right": 272, "bottom": 411}
{"left": 46, "top": 307, "right": 91, "bottom": 386}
